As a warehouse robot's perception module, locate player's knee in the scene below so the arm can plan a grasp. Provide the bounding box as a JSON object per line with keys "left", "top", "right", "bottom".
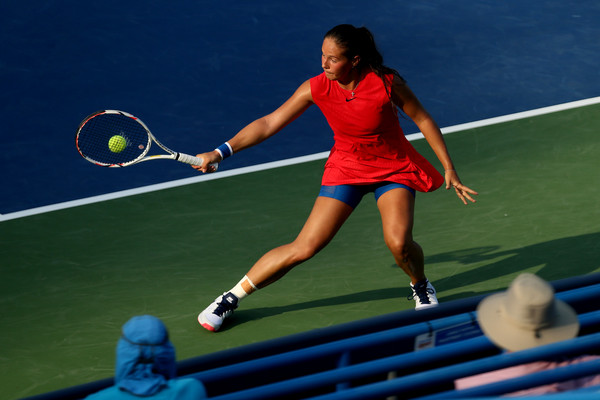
{"left": 385, "top": 235, "right": 410, "bottom": 259}
{"left": 290, "top": 241, "right": 320, "bottom": 263}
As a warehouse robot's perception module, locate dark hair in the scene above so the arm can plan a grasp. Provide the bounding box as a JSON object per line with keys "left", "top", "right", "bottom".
{"left": 324, "top": 24, "right": 405, "bottom": 99}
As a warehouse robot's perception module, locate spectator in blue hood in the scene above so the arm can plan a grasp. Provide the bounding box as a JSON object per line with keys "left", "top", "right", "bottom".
{"left": 85, "top": 315, "right": 206, "bottom": 399}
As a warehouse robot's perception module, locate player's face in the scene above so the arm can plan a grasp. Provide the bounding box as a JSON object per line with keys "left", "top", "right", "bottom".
{"left": 321, "top": 38, "right": 354, "bottom": 83}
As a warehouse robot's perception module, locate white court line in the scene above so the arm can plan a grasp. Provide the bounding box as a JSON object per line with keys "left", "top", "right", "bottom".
{"left": 2, "top": 96, "right": 599, "bottom": 222}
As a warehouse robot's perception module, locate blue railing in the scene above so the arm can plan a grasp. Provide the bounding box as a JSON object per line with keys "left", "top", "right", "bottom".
{"left": 203, "top": 311, "right": 600, "bottom": 400}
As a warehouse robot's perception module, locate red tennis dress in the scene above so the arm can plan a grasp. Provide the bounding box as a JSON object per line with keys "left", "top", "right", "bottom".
{"left": 310, "top": 71, "right": 444, "bottom": 192}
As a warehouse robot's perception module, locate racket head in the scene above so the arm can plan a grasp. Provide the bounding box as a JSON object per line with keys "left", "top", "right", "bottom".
{"left": 76, "top": 110, "right": 152, "bottom": 167}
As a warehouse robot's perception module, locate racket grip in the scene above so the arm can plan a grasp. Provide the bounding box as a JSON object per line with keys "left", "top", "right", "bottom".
{"left": 176, "top": 153, "right": 219, "bottom": 171}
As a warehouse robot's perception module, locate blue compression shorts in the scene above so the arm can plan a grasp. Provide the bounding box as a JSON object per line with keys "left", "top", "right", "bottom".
{"left": 318, "top": 182, "right": 416, "bottom": 209}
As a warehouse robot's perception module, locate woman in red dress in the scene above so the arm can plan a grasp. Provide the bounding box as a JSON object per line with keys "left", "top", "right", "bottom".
{"left": 194, "top": 24, "right": 478, "bottom": 332}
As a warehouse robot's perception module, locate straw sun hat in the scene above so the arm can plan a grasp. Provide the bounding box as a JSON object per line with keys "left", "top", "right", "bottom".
{"left": 476, "top": 273, "right": 580, "bottom": 352}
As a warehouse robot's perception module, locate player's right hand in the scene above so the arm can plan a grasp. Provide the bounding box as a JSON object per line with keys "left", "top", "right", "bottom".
{"left": 192, "top": 150, "right": 221, "bottom": 173}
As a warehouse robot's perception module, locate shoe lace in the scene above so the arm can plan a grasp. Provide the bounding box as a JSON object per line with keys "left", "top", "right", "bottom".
{"left": 407, "top": 282, "right": 434, "bottom": 304}
{"left": 213, "top": 296, "right": 237, "bottom": 317}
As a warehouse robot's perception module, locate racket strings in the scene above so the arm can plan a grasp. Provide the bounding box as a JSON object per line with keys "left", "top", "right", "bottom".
{"left": 76, "top": 112, "right": 150, "bottom": 166}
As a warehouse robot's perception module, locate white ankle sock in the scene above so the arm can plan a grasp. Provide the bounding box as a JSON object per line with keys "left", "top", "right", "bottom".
{"left": 229, "top": 275, "right": 257, "bottom": 301}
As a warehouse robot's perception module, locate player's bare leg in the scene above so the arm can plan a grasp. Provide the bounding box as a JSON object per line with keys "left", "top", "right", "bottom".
{"left": 199, "top": 196, "right": 353, "bottom": 331}
{"left": 377, "top": 188, "right": 438, "bottom": 309}
{"left": 245, "top": 196, "right": 353, "bottom": 288}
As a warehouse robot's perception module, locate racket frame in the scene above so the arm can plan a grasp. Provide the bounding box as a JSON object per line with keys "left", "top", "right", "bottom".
{"left": 76, "top": 109, "right": 211, "bottom": 168}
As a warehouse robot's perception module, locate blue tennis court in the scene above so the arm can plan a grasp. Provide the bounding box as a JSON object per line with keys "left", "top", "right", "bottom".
{"left": 1, "top": 1, "right": 599, "bottom": 215}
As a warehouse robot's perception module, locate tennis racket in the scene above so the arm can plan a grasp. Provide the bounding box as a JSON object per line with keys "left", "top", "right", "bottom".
{"left": 76, "top": 109, "right": 218, "bottom": 169}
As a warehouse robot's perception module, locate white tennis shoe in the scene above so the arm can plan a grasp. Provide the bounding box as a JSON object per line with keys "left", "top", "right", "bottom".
{"left": 409, "top": 279, "right": 438, "bottom": 310}
{"left": 198, "top": 292, "right": 238, "bottom": 332}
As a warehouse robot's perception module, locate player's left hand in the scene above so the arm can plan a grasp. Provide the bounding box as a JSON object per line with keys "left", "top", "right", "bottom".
{"left": 445, "top": 170, "right": 478, "bottom": 205}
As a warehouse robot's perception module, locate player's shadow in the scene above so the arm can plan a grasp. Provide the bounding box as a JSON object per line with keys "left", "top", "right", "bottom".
{"left": 226, "top": 287, "right": 403, "bottom": 331}
{"left": 430, "top": 231, "right": 600, "bottom": 301}
{"left": 228, "top": 232, "right": 600, "bottom": 330}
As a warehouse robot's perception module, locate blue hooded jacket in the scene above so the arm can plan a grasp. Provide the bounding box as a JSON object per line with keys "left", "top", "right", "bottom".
{"left": 85, "top": 315, "right": 205, "bottom": 399}
{"left": 116, "top": 315, "right": 176, "bottom": 396}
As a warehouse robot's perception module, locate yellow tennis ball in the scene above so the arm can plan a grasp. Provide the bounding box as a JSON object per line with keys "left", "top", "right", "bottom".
{"left": 108, "top": 135, "right": 127, "bottom": 153}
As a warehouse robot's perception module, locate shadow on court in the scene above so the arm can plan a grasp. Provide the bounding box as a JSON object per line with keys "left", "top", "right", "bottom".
{"left": 228, "top": 232, "right": 600, "bottom": 330}
{"left": 226, "top": 288, "right": 404, "bottom": 331}
{"left": 432, "top": 231, "right": 600, "bottom": 300}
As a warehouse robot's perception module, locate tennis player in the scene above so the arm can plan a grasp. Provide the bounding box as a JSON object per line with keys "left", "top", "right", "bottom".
{"left": 193, "top": 24, "right": 478, "bottom": 331}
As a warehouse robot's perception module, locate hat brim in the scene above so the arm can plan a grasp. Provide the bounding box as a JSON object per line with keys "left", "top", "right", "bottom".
{"left": 476, "top": 293, "right": 580, "bottom": 352}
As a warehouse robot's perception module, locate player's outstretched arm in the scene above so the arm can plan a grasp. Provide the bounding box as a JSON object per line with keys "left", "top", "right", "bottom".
{"left": 193, "top": 80, "right": 313, "bottom": 173}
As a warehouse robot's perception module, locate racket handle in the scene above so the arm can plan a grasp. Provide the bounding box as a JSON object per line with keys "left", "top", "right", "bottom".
{"left": 176, "top": 152, "right": 219, "bottom": 171}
